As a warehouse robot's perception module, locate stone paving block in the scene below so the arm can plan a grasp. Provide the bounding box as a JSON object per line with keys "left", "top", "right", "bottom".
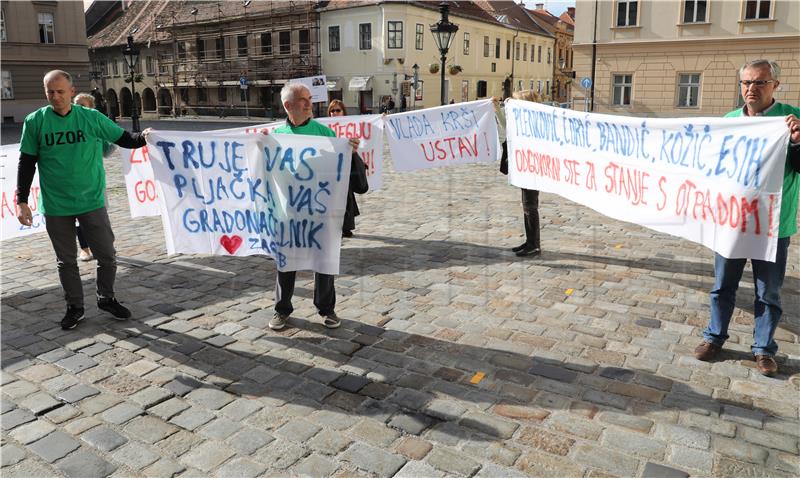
{"left": 170, "top": 408, "right": 215, "bottom": 431}
{"left": 130, "top": 386, "right": 173, "bottom": 409}
{"left": 55, "top": 353, "right": 97, "bottom": 373}
{"left": 57, "top": 450, "right": 118, "bottom": 478}
{"left": 721, "top": 405, "right": 766, "bottom": 428}
{"left": 164, "top": 376, "right": 204, "bottom": 397}
{"left": 1, "top": 380, "right": 38, "bottom": 399}
{"left": 157, "top": 430, "right": 202, "bottom": 459}
{"left": 112, "top": 442, "right": 160, "bottom": 470}
{"left": 387, "top": 388, "right": 434, "bottom": 411}
{"left": 56, "top": 384, "right": 101, "bottom": 403}
{"left": 1, "top": 444, "right": 26, "bottom": 467}
{"left": 597, "top": 411, "right": 653, "bottom": 433}
{"left": 654, "top": 424, "right": 710, "bottom": 450}
{"left": 713, "top": 437, "right": 770, "bottom": 464}
{"left": 341, "top": 442, "right": 407, "bottom": 476}
{"left": 601, "top": 428, "right": 665, "bottom": 460}
{"left": 142, "top": 458, "right": 186, "bottom": 478}
{"left": 185, "top": 388, "right": 235, "bottom": 410}
{"left": 291, "top": 453, "right": 338, "bottom": 478}
{"left": 309, "top": 409, "right": 360, "bottom": 431}
{"left": 1, "top": 409, "right": 36, "bottom": 430}
{"left": 331, "top": 373, "right": 371, "bottom": 393}
{"left": 219, "top": 398, "right": 262, "bottom": 421}
{"left": 350, "top": 418, "right": 401, "bottom": 447}
{"left": 426, "top": 447, "right": 480, "bottom": 476}
{"left": 738, "top": 425, "right": 798, "bottom": 453}
{"left": 642, "top": 462, "right": 689, "bottom": 478}
{"left": 666, "top": 444, "right": 713, "bottom": 473}
{"left": 124, "top": 416, "right": 179, "bottom": 444}
{"left": 149, "top": 398, "right": 191, "bottom": 420}
{"left": 423, "top": 398, "right": 467, "bottom": 421}
{"left": 459, "top": 410, "right": 519, "bottom": 439}
{"left": 81, "top": 425, "right": 129, "bottom": 452}
{"left": 572, "top": 443, "right": 639, "bottom": 477}
{"left": 393, "top": 436, "right": 433, "bottom": 461}
{"left": 9, "top": 420, "right": 56, "bottom": 444}
{"left": 180, "top": 441, "right": 236, "bottom": 472}
{"left": 475, "top": 463, "right": 529, "bottom": 478}
{"left": 252, "top": 440, "right": 307, "bottom": 470}
{"left": 27, "top": 430, "right": 81, "bottom": 462}
{"left": 227, "top": 427, "right": 276, "bottom": 455}
{"left": 198, "top": 417, "right": 240, "bottom": 441}
{"left": 388, "top": 412, "right": 435, "bottom": 436}
{"left": 102, "top": 402, "right": 144, "bottom": 425}
{"left": 678, "top": 412, "right": 736, "bottom": 437}
{"left": 64, "top": 416, "right": 101, "bottom": 435}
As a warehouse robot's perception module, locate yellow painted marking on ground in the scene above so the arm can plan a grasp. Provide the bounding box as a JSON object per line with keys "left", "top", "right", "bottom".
{"left": 614, "top": 244, "right": 624, "bottom": 249}
{"left": 470, "top": 372, "right": 486, "bottom": 384}
{"left": 565, "top": 288, "right": 574, "bottom": 296}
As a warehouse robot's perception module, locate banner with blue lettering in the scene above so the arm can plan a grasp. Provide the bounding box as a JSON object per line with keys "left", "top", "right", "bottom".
{"left": 385, "top": 100, "right": 499, "bottom": 171}
{"left": 505, "top": 99, "right": 789, "bottom": 261}
{"left": 146, "top": 131, "right": 352, "bottom": 275}
{"left": 1, "top": 144, "right": 46, "bottom": 241}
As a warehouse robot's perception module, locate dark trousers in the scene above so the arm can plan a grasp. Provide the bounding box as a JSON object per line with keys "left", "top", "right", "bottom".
{"left": 76, "top": 225, "right": 89, "bottom": 249}
{"left": 45, "top": 207, "right": 117, "bottom": 307}
{"left": 521, "top": 189, "right": 540, "bottom": 249}
{"left": 275, "top": 271, "right": 335, "bottom": 316}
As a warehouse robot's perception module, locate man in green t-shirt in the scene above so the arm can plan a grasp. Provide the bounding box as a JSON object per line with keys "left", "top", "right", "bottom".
{"left": 16, "top": 70, "right": 150, "bottom": 330}
{"left": 267, "top": 84, "right": 359, "bottom": 331}
{"left": 694, "top": 59, "right": 800, "bottom": 376}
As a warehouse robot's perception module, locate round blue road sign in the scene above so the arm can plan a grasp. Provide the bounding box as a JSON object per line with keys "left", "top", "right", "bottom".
{"left": 580, "top": 77, "right": 592, "bottom": 90}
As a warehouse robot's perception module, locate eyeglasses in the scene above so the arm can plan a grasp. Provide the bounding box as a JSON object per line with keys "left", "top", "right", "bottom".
{"left": 739, "top": 80, "right": 775, "bottom": 87}
{"left": 329, "top": 109, "right": 342, "bottom": 113}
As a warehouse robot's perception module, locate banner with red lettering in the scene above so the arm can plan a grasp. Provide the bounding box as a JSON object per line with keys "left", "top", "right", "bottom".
{"left": 1, "top": 144, "right": 46, "bottom": 241}
{"left": 505, "top": 99, "right": 789, "bottom": 261}
{"left": 121, "top": 146, "right": 161, "bottom": 217}
{"left": 384, "top": 100, "right": 499, "bottom": 171}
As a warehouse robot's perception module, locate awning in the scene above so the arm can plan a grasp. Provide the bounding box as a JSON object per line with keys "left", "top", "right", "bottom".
{"left": 327, "top": 80, "right": 340, "bottom": 91}
{"left": 348, "top": 76, "right": 372, "bottom": 91}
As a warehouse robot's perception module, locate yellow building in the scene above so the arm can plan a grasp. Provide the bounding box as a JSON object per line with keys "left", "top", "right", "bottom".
{"left": 572, "top": 0, "right": 800, "bottom": 117}
{"left": 319, "top": 0, "right": 555, "bottom": 113}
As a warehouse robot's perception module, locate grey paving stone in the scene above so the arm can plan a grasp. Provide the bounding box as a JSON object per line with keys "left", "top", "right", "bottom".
{"left": 1, "top": 444, "right": 26, "bottom": 467}
{"left": 27, "top": 431, "right": 81, "bottom": 462}
{"left": 654, "top": 424, "right": 711, "bottom": 450}
{"left": 149, "top": 398, "right": 191, "bottom": 420}
{"left": 124, "top": 416, "right": 179, "bottom": 444}
{"left": 459, "top": 411, "right": 519, "bottom": 439}
{"left": 180, "top": 441, "right": 236, "bottom": 472}
{"left": 642, "top": 462, "right": 690, "bottom": 478}
{"left": 252, "top": 440, "right": 307, "bottom": 470}
{"left": 81, "top": 425, "right": 129, "bottom": 452}
{"left": 219, "top": 398, "right": 262, "bottom": 421}
{"left": 18, "top": 392, "right": 60, "bottom": 415}
{"left": 572, "top": 443, "right": 639, "bottom": 476}
{"left": 330, "top": 373, "right": 371, "bottom": 393}
{"left": 1, "top": 398, "right": 16, "bottom": 413}
{"left": 170, "top": 408, "right": 216, "bottom": 431}
{"left": 291, "top": 453, "right": 338, "bottom": 478}
{"left": 199, "top": 417, "right": 240, "bottom": 440}
{"left": 395, "top": 460, "right": 445, "bottom": 478}
{"left": 164, "top": 376, "right": 203, "bottom": 397}
{"left": 57, "top": 450, "right": 118, "bottom": 478}
{"left": 423, "top": 398, "right": 467, "bottom": 421}
{"left": 341, "top": 442, "right": 406, "bottom": 476}
{"left": 130, "top": 386, "right": 173, "bottom": 409}
{"left": 55, "top": 353, "right": 97, "bottom": 373}
{"left": 112, "top": 442, "right": 160, "bottom": 470}
{"left": 388, "top": 412, "right": 436, "bottom": 435}
{"left": 427, "top": 447, "right": 481, "bottom": 476}
{"left": 307, "top": 429, "right": 353, "bottom": 456}
{"left": 227, "top": 427, "right": 275, "bottom": 455}
{"left": 102, "top": 402, "right": 144, "bottom": 424}
{"left": 185, "top": 388, "right": 235, "bottom": 410}
{"left": 274, "top": 419, "right": 322, "bottom": 443}
{"left": 9, "top": 420, "right": 56, "bottom": 444}
{"left": 56, "top": 384, "right": 101, "bottom": 403}
{"left": 1, "top": 409, "right": 36, "bottom": 430}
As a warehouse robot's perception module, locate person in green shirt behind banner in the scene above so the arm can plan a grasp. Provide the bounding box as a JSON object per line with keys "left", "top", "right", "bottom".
{"left": 16, "top": 70, "right": 151, "bottom": 330}
{"left": 694, "top": 59, "right": 800, "bottom": 376}
{"left": 267, "top": 84, "right": 360, "bottom": 332}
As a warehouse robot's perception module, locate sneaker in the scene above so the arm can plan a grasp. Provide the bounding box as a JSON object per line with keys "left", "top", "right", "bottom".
{"left": 97, "top": 297, "right": 131, "bottom": 320}
{"left": 323, "top": 313, "right": 341, "bottom": 329}
{"left": 515, "top": 245, "right": 541, "bottom": 257}
{"left": 61, "top": 305, "right": 85, "bottom": 330}
{"left": 511, "top": 242, "right": 528, "bottom": 253}
{"left": 269, "top": 312, "right": 289, "bottom": 330}
{"left": 342, "top": 230, "right": 354, "bottom": 238}
{"left": 755, "top": 355, "right": 778, "bottom": 377}
{"left": 693, "top": 341, "right": 722, "bottom": 361}
{"left": 79, "top": 249, "right": 93, "bottom": 262}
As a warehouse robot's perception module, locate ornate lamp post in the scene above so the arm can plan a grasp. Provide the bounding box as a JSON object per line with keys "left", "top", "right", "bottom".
{"left": 429, "top": 2, "right": 458, "bottom": 105}
{"left": 122, "top": 35, "right": 141, "bottom": 132}
{"left": 411, "top": 63, "right": 419, "bottom": 110}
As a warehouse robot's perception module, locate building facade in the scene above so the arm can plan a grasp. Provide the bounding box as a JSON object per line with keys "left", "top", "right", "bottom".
{"left": 319, "top": 0, "right": 555, "bottom": 113}
{"left": 1, "top": 0, "right": 92, "bottom": 123}
{"left": 572, "top": 0, "right": 800, "bottom": 117}
{"left": 527, "top": 3, "right": 575, "bottom": 104}
{"left": 87, "top": 0, "right": 322, "bottom": 120}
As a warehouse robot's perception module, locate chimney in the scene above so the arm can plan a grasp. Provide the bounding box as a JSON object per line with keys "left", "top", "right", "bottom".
{"left": 568, "top": 7, "right": 575, "bottom": 17}
{"left": 535, "top": 3, "right": 544, "bottom": 10}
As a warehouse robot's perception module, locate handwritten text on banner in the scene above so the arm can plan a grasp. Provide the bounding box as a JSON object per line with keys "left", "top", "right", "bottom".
{"left": 146, "top": 131, "right": 352, "bottom": 275}
{"left": 1, "top": 144, "right": 45, "bottom": 241}
{"left": 505, "top": 99, "right": 789, "bottom": 261}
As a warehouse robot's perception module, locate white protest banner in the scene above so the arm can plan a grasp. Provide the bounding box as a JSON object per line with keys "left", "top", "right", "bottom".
{"left": 384, "top": 99, "right": 499, "bottom": 171}
{"left": 288, "top": 75, "right": 328, "bottom": 103}
{"left": 1, "top": 144, "right": 46, "bottom": 241}
{"left": 505, "top": 99, "right": 789, "bottom": 261}
{"left": 146, "top": 130, "right": 352, "bottom": 275}
{"left": 121, "top": 146, "right": 161, "bottom": 217}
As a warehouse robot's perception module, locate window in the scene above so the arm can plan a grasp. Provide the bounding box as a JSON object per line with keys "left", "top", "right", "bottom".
{"left": 100, "top": 61, "right": 108, "bottom": 77}
{"left": 538, "top": 45, "right": 542, "bottom": 63}
{"left": 491, "top": 63, "right": 496, "bottom": 72}
{"left": 537, "top": 80, "right": 542, "bottom": 93}
{"left": 495, "top": 38, "right": 500, "bottom": 58}
{"left": 240, "top": 89, "right": 247, "bottom": 102}
{"left": 415, "top": 24, "right": 423, "bottom": 50}
{"left": 388, "top": 21, "right": 403, "bottom": 49}
{"left": 261, "top": 33, "right": 272, "bottom": 55}
{"left": 2, "top": 71, "right": 13, "bottom": 99}
{"left": 238, "top": 35, "right": 248, "bottom": 57}
{"left": 146, "top": 56, "right": 154, "bottom": 75}
{"left": 329, "top": 26, "right": 340, "bottom": 52}
{"left": 506, "top": 40, "right": 511, "bottom": 60}
{"left": 180, "top": 88, "right": 189, "bottom": 103}
{"left": 359, "top": 23, "right": 371, "bottom": 50}
{"left": 744, "top": 0, "right": 770, "bottom": 19}
{"left": 1, "top": 9, "right": 6, "bottom": 42}
{"left": 198, "top": 88, "right": 207, "bottom": 103}
{"left": 279, "top": 31, "right": 290, "bottom": 55}
{"left": 547, "top": 47, "right": 551, "bottom": 64}
{"left": 530, "top": 80, "right": 535, "bottom": 90}
{"left": 216, "top": 37, "right": 225, "bottom": 59}
{"left": 546, "top": 80, "right": 550, "bottom": 96}
{"left": 683, "top": 0, "right": 707, "bottom": 23}
{"left": 477, "top": 80, "right": 487, "bottom": 98}
{"left": 197, "top": 39, "right": 205, "bottom": 61}
{"left": 38, "top": 12, "right": 55, "bottom": 44}
{"left": 677, "top": 73, "right": 701, "bottom": 107}
{"left": 523, "top": 44, "right": 527, "bottom": 61}
{"left": 612, "top": 74, "right": 633, "bottom": 106}
{"left": 219, "top": 87, "right": 227, "bottom": 102}
{"left": 178, "top": 42, "right": 187, "bottom": 60}
{"left": 463, "top": 32, "right": 469, "bottom": 55}
{"left": 515, "top": 42, "right": 520, "bottom": 61}
{"left": 122, "top": 60, "right": 129, "bottom": 76}
{"left": 483, "top": 36, "right": 489, "bottom": 57}
{"left": 616, "top": 1, "right": 638, "bottom": 27}
{"left": 518, "top": 80, "right": 523, "bottom": 91}
{"left": 112, "top": 60, "right": 119, "bottom": 76}
{"left": 299, "top": 29, "right": 310, "bottom": 54}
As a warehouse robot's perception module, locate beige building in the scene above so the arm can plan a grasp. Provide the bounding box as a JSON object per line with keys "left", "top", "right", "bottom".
{"left": 319, "top": 0, "right": 555, "bottom": 113}
{"left": 1, "top": 0, "right": 92, "bottom": 123}
{"left": 572, "top": 0, "right": 800, "bottom": 117}
{"left": 528, "top": 3, "right": 575, "bottom": 104}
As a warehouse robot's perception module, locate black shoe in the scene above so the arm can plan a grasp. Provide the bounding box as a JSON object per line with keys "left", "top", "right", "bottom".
{"left": 342, "top": 230, "right": 354, "bottom": 238}
{"left": 97, "top": 297, "right": 131, "bottom": 320}
{"left": 61, "top": 306, "right": 85, "bottom": 330}
{"left": 515, "top": 245, "right": 541, "bottom": 257}
{"left": 511, "top": 242, "right": 529, "bottom": 253}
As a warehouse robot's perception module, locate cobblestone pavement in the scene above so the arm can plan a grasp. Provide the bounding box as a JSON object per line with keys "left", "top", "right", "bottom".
{"left": 2, "top": 137, "right": 799, "bottom": 478}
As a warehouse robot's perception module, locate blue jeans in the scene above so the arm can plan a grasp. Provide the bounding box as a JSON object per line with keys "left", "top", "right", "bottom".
{"left": 705, "top": 237, "right": 790, "bottom": 356}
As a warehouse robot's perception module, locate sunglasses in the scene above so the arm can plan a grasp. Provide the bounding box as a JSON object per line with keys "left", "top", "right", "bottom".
{"left": 330, "top": 109, "right": 343, "bottom": 113}
{"left": 739, "top": 80, "right": 775, "bottom": 87}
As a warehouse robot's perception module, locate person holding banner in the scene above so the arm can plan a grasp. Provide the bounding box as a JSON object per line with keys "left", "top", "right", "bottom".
{"left": 328, "top": 100, "right": 369, "bottom": 238}
{"left": 16, "top": 70, "right": 151, "bottom": 330}
{"left": 268, "top": 84, "right": 360, "bottom": 331}
{"left": 695, "top": 59, "right": 800, "bottom": 376}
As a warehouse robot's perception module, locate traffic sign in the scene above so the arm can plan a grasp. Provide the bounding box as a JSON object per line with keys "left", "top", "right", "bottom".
{"left": 580, "top": 77, "right": 592, "bottom": 90}
{"left": 239, "top": 76, "right": 248, "bottom": 90}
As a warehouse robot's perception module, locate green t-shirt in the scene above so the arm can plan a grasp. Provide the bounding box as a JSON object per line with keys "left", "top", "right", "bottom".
{"left": 273, "top": 118, "right": 336, "bottom": 138}
{"left": 725, "top": 102, "right": 800, "bottom": 238}
{"left": 19, "top": 105, "right": 124, "bottom": 216}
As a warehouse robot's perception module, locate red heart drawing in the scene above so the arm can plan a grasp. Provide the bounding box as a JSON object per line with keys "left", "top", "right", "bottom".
{"left": 220, "top": 235, "right": 243, "bottom": 254}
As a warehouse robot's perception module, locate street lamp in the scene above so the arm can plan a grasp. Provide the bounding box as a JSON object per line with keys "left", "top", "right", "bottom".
{"left": 429, "top": 2, "right": 458, "bottom": 105}
{"left": 411, "top": 63, "right": 419, "bottom": 110}
{"left": 122, "top": 35, "right": 141, "bottom": 132}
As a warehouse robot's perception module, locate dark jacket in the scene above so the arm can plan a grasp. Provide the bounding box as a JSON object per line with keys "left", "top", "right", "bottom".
{"left": 343, "top": 152, "right": 369, "bottom": 232}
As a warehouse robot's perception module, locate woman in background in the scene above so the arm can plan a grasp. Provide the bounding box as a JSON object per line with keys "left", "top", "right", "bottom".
{"left": 328, "top": 100, "right": 369, "bottom": 237}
